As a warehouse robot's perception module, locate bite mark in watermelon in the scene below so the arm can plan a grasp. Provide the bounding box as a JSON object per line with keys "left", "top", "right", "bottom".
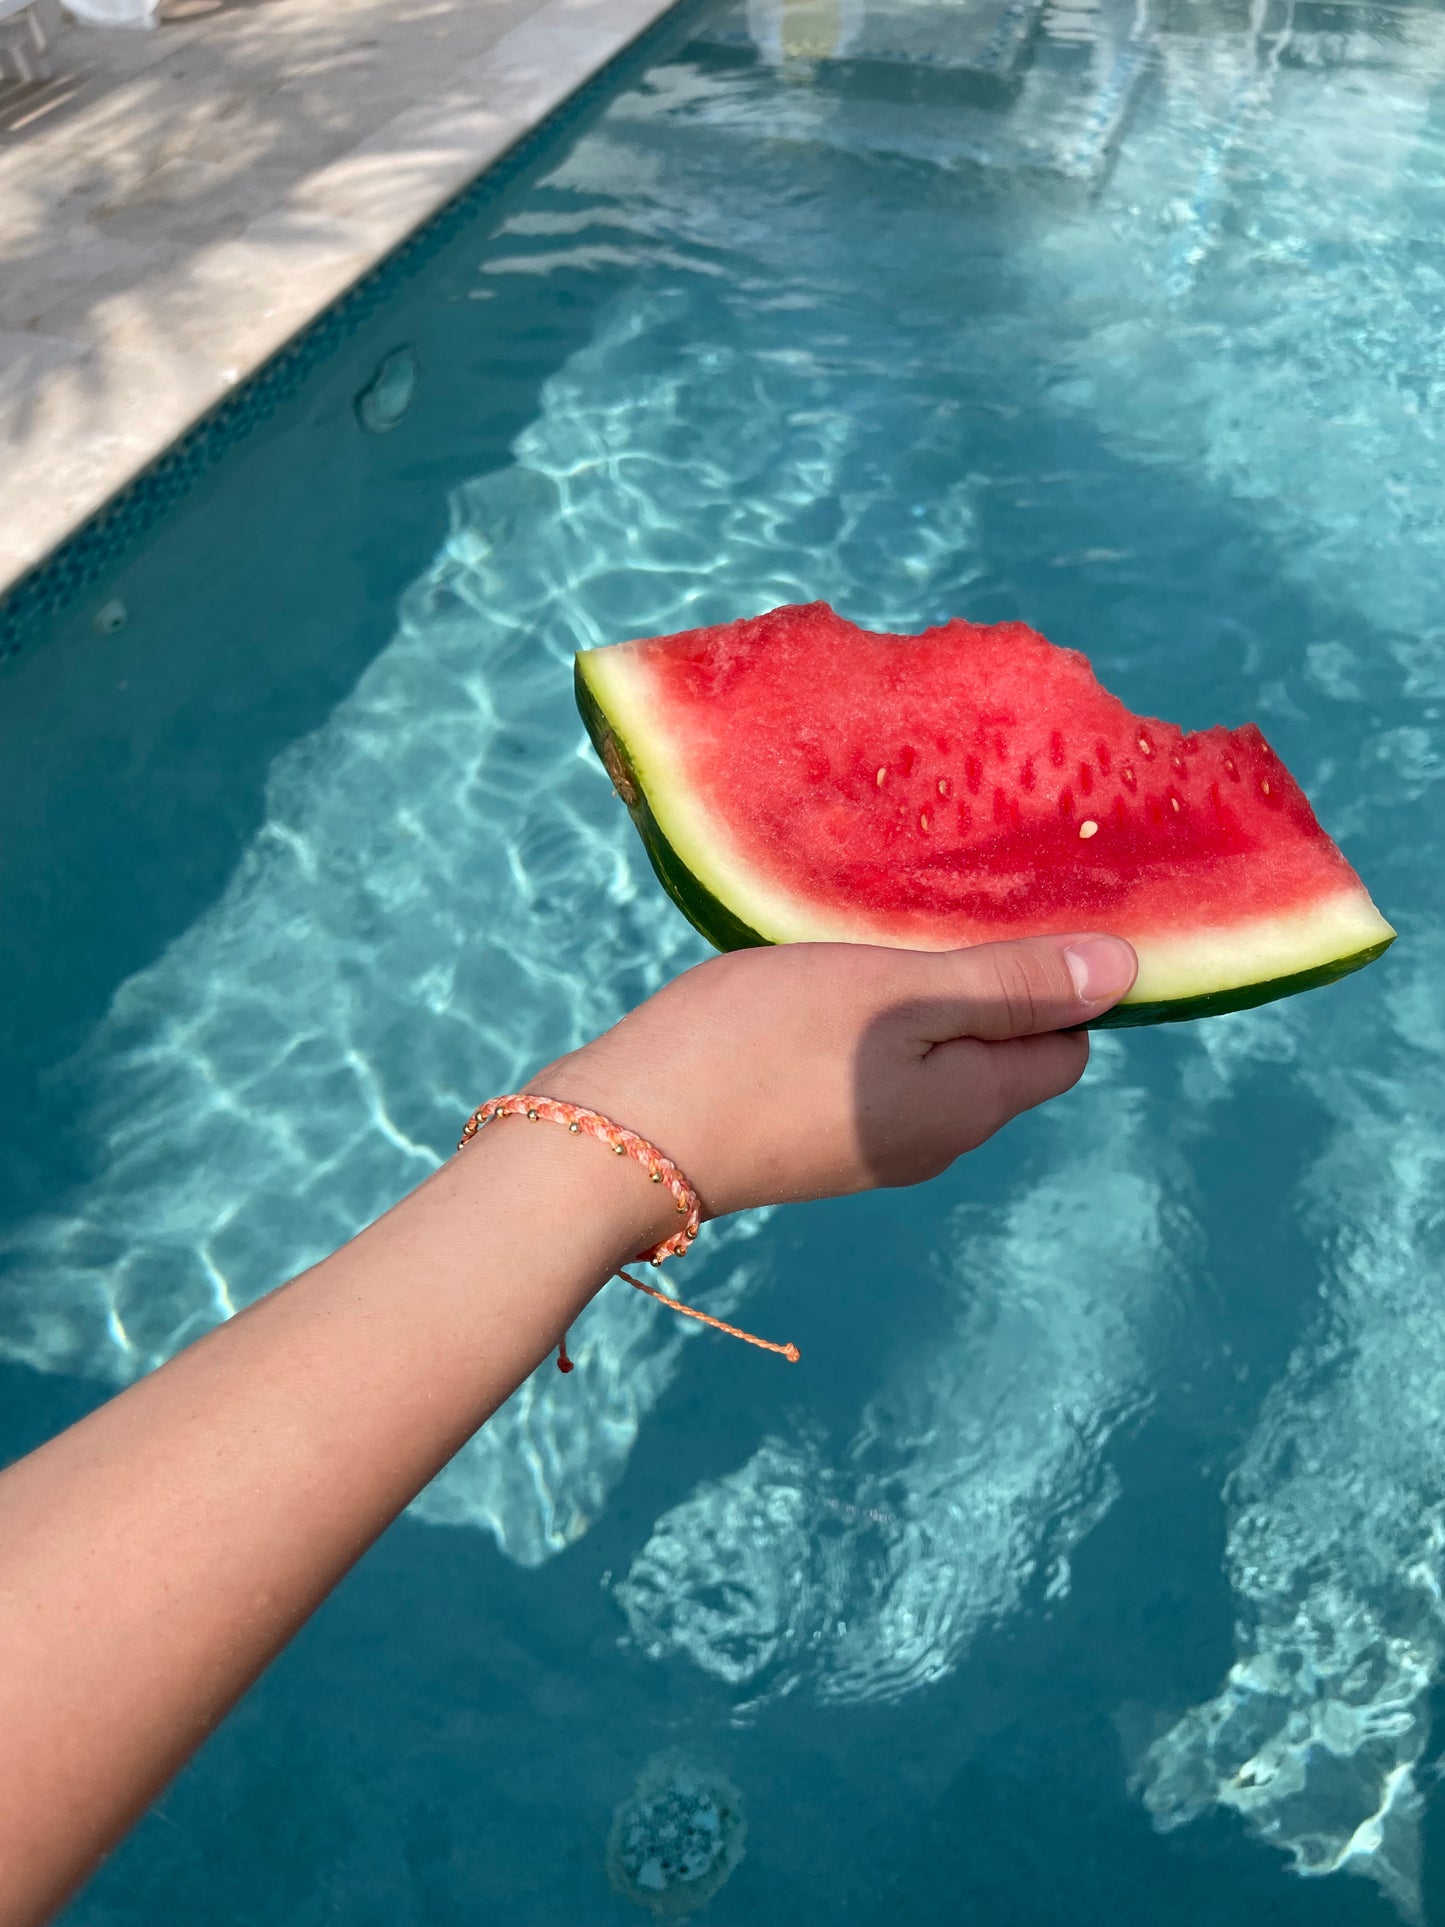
{"left": 575, "top": 603, "right": 1394, "bottom": 1027}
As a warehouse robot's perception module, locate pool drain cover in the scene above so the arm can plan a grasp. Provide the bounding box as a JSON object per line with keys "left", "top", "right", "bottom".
{"left": 607, "top": 1752, "right": 746, "bottom": 1917}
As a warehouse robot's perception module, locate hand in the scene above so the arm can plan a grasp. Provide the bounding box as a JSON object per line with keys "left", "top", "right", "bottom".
{"left": 532, "top": 933, "right": 1137, "bottom": 1222}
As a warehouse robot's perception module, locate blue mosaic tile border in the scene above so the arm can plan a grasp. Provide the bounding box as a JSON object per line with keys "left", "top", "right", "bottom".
{"left": 0, "top": 0, "right": 706, "bottom": 667}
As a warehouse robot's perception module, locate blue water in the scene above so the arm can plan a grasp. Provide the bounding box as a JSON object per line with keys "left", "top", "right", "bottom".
{"left": 3, "top": 0, "right": 1445, "bottom": 1918}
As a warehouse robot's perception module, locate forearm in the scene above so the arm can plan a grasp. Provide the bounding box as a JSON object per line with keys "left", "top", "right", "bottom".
{"left": 0, "top": 932, "right": 1132, "bottom": 1927}
{"left": 0, "top": 1116, "right": 664, "bottom": 1927}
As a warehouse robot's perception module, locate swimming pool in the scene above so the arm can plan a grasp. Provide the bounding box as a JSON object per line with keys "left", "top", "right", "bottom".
{"left": 3, "top": 0, "right": 1444, "bottom": 1917}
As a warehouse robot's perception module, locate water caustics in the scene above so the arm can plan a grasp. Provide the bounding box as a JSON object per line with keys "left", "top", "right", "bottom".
{"left": 617, "top": 1055, "right": 1180, "bottom": 1709}
{"left": 0, "top": 356, "right": 792, "bottom": 1566}
{"left": 1135, "top": 942, "right": 1445, "bottom": 1922}
{"left": 1016, "top": 12, "right": 1445, "bottom": 1914}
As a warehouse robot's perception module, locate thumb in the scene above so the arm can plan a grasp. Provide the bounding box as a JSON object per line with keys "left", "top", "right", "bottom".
{"left": 914, "top": 932, "right": 1138, "bottom": 1042}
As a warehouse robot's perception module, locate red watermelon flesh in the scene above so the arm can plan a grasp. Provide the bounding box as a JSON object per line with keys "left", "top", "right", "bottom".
{"left": 574, "top": 603, "right": 1394, "bottom": 1025}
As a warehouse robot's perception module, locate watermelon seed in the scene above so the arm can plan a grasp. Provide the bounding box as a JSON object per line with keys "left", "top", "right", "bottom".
{"left": 919, "top": 812, "right": 930, "bottom": 832}
{"left": 1079, "top": 820, "right": 1099, "bottom": 839}
{"left": 1171, "top": 755, "right": 1184, "bottom": 772}
{"left": 1138, "top": 735, "right": 1153, "bottom": 757}
{"left": 937, "top": 777, "right": 949, "bottom": 798}
{"left": 1170, "top": 795, "right": 1181, "bottom": 812}
{"left": 876, "top": 767, "right": 888, "bottom": 787}
{"left": 1261, "top": 780, "right": 1271, "bottom": 795}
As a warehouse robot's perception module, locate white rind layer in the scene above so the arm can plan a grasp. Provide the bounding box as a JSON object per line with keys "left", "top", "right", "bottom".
{"left": 1124, "top": 893, "right": 1394, "bottom": 1004}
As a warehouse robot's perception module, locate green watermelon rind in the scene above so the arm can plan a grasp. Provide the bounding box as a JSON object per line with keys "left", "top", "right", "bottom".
{"left": 576, "top": 660, "right": 1394, "bottom": 1030}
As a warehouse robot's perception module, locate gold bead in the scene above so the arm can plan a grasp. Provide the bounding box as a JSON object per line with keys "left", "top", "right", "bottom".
{"left": 569, "top": 1122, "right": 580, "bottom": 1133}
{"left": 651, "top": 1257, "right": 664, "bottom": 1268}
{"left": 613, "top": 1144, "right": 625, "bottom": 1155}
{"left": 526, "top": 1109, "right": 538, "bottom": 1120}
{"left": 650, "top": 1170, "right": 662, "bottom": 1183}
{"left": 676, "top": 1200, "right": 687, "bottom": 1211}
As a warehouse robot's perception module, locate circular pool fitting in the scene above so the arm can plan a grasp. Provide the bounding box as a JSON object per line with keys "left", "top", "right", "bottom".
{"left": 606, "top": 1751, "right": 746, "bottom": 1918}
{"left": 354, "top": 347, "right": 420, "bottom": 433}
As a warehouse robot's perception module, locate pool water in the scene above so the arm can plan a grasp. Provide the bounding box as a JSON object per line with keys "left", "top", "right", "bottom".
{"left": 3, "top": 0, "right": 1445, "bottom": 1919}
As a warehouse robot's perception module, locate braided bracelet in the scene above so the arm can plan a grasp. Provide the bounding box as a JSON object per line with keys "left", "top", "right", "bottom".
{"left": 459, "top": 1093, "right": 799, "bottom": 1372}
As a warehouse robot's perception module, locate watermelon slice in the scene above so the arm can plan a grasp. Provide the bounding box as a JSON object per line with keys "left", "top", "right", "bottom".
{"left": 575, "top": 604, "right": 1394, "bottom": 1027}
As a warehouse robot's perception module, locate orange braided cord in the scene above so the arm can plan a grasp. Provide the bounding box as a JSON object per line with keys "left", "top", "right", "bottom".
{"left": 459, "top": 1092, "right": 799, "bottom": 1367}
{"left": 616, "top": 1268, "right": 800, "bottom": 1363}
{"left": 460, "top": 1093, "right": 699, "bottom": 1261}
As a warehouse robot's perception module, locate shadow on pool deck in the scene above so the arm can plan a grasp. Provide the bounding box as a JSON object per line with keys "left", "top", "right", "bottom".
{"left": 0, "top": 0, "right": 677, "bottom": 591}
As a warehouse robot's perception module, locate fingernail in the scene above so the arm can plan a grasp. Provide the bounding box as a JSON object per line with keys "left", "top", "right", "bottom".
{"left": 1064, "top": 935, "right": 1137, "bottom": 1004}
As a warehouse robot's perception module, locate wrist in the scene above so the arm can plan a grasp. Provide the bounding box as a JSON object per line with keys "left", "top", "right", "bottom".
{"left": 519, "top": 1046, "right": 726, "bottom": 1220}
{"left": 454, "top": 1100, "right": 682, "bottom": 1262}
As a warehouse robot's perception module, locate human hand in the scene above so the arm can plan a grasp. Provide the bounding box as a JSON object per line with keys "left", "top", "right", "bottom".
{"left": 533, "top": 933, "right": 1137, "bottom": 1224}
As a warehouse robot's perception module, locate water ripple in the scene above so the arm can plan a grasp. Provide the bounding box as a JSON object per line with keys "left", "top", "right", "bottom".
{"left": 616, "top": 1048, "right": 1182, "bottom": 1708}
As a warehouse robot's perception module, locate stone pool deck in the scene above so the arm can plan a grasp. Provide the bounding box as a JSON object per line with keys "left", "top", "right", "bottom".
{"left": 0, "top": 0, "right": 679, "bottom": 600}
